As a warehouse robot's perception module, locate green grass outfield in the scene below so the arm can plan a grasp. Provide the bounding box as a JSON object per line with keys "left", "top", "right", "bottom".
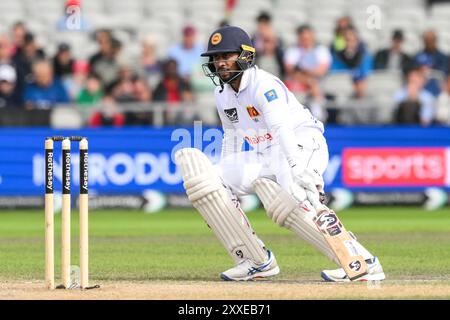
{"left": 0, "top": 207, "right": 449, "bottom": 282}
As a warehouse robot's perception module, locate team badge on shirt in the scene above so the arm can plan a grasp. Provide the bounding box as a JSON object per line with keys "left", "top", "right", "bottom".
{"left": 246, "top": 106, "right": 260, "bottom": 122}
{"left": 224, "top": 108, "right": 239, "bottom": 123}
{"left": 264, "top": 89, "right": 278, "bottom": 102}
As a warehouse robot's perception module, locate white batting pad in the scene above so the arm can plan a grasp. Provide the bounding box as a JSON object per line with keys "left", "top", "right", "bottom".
{"left": 253, "top": 177, "right": 339, "bottom": 264}
{"left": 175, "top": 148, "right": 267, "bottom": 264}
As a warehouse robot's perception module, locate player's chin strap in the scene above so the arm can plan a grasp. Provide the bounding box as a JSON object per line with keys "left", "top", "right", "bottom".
{"left": 202, "top": 60, "right": 244, "bottom": 91}
{"left": 218, "top": 71, "right": 243, "bottom": 93}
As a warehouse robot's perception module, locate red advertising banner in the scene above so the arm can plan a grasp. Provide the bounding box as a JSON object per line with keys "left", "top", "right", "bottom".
{"left": 343, "top": 147, "right": 448, "bottom": 186}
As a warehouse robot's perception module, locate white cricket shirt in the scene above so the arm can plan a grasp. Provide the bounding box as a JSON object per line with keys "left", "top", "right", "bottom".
{"left": 215, "top": 65, "right": 324, "bottom": 170}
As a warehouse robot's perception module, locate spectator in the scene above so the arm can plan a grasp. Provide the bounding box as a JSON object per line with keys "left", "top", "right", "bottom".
{"left": 374, "top": 29, "right": 412, "bottom": 75}
{"left": 89, "top": 34, "right": 122, "bottom": 87}
{"left": 77, "top": 73, "right": 104, "bottom": 106}
{"left": 53, "top": 43, "right": 74, "bottom": 79}
{"left": 284, "top": 67, "right": 308, "bottom": 93}
{"left": 89, "top": 94, "right": 125, "bottom": 127}
{"left": 0, "top": 35, "right": 12, "bottom": 65}
{"left": 153, "top": 58, "right": 194, "bottom": 123}
{"left": 91, "top": 29, "right": 112, "bottom": 47}
{"left": 110, "top": 64, "right": 152, "bottom": 103}
{"left": 138, "top": 35, "right": 163, "bottom": 89}
{"left": 415, "top": 53, "right": 442, "bottom": 97}
{"left": 0, "top": 64, "right": 21, "bottom": 108}
{"left": 331, "top": 16, "right": 354, "bottom": 54}
{"left": 284, "top": 25, "right": 331, "bottom": 121}
{"left": 24, "top": 60, "right": 70, "bottom": 109}
{"left": 252, "top": 11, "right": 276, "bottom": 51}
{"left": 9, "top": 22, "right": 27, "bottom": 57}
{"left": 394, "top": 68, "right": 436, "bottom": 126}
{"left": 0, "top": 34, "right": 23, "bottom": 106}
{"left": 167, "top": 25, "right": 204, "bottom": 80}
{"left": 435, "top": 75, "right": 450, "bottom": 125}
{"left": 64, "top": 59, "right": 90, "bottom": 100}
{"left": 57, "top": 0, "right": 91, "bottom": 31}
{"left": 153, "top": 59, "right": 193, "bottom": 102}
{"left": 255, "top": 33, "right": 284, "bottom": 79}
{"left": 414, "top": 29, "right": 448, "bottom": 75}
{"left": 12, "top": 32, "right": 46, "bottom": 83}
{"left": 330, "top": 26, "right": 373, "bottom": 79}
{"left": 252, "top": 11, "right": 284, "bottom": 78}
{"left": 12, "top": 32, "right": 46, "bottom": 99}
{"left": 285, "top": 25, "right": 331, "bottom": 78}
{"left": 340, "top": 73, "right": 379, "bottom": 124}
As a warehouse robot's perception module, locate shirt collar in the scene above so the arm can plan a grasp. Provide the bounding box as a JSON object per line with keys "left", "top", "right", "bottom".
{"left": 226, "top": 66, "right": 255, "bottom": 96}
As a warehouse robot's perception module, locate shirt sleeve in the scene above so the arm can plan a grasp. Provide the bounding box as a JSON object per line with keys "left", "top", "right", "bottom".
{"left": 254, "top": 79, "right": 305, "bottom": 171}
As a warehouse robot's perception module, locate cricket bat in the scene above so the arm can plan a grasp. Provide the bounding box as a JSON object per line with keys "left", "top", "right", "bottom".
{"left": 313, "top": 208, "right": 368, "bottom": 281}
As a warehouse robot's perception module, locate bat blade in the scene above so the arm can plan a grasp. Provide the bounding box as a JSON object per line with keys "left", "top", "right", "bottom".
{"left": 314, "top": 209, "right": 369, "bottom": 281}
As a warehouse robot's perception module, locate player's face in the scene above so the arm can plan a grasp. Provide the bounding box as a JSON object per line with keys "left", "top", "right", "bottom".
{"left": 212, "top": 52, "right": 240, "bottom": 81}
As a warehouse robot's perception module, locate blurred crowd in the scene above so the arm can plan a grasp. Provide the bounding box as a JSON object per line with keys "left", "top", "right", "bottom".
{"left": 251, "top": 12, "right": 450, "bottom": 126}
{"left": 1, "top": 5, "right": 450, "bottom": 127}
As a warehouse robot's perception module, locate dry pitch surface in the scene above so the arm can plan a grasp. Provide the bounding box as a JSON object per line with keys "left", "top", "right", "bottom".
{"left": 1, "top": 280, "right": 450, "bottom": 300}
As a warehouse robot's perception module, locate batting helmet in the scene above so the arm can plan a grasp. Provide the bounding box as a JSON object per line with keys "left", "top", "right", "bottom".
{"left": 201, "top": 26, "right": 256, "bottom": 86}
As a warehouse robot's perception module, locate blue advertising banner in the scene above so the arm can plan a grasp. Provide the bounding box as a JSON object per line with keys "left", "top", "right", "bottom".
{"left": 0, "top": 126, "right": 449, "bottom": 197}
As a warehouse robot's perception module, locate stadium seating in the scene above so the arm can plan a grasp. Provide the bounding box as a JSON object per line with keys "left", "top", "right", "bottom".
{"left": 0, "top": 0, "right": 448, "bottom": 126}
{"left": 0, "top": 0, "right": 446, "bottom": 63}
{"left": 321, "top": 72, "right": 354, "bottom": 105}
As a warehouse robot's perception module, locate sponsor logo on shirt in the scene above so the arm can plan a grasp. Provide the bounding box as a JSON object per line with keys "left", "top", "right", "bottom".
{"left": 244, "top": 133, "right": 273, "bottom": 145}
{"left": 246, "top": 105, "right": 260, "bottom": 122}
{"left": 224, "top": 108, "right": 239, "bottom": 123}
{"left": 264, "top": 89, "right": 278, "bottom": 102}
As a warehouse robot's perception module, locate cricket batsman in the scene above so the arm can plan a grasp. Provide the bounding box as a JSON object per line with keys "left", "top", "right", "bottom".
{"left": 175, "top": 26, "right": 385, "bottom": 282}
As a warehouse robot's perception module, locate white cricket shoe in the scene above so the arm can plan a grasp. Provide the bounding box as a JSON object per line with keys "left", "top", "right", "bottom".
{"left": 321, "top": 256, "right": 385, "bottom": 282}
{"left": 220, "top": 250, "right": 280, "bottom": 281}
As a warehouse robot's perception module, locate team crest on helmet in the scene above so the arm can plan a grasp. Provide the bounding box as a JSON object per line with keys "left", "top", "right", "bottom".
{"left": 211, "top": 33, "right": 222, "bottom": 45}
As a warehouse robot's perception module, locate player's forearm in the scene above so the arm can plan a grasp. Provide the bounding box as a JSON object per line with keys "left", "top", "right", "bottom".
{"left": 263, "top": 104, "right": 304, "bottom": 172}
{"left": 273, "top": 124, "right": 305, "bottom": 172}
